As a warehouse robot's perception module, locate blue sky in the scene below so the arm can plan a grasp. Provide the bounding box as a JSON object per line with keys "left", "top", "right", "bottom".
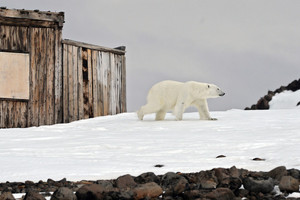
{"left": 3, "top": 0, "right": 300, "bottom": 111}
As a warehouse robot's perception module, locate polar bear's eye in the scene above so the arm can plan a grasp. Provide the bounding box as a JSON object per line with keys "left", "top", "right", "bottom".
{"left": 207, "top": 85, "right": 210, "bottom": 88}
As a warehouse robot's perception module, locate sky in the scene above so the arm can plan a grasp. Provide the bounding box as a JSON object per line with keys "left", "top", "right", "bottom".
{"left": 2, "top": 0, "right": 300, "bottom": 111}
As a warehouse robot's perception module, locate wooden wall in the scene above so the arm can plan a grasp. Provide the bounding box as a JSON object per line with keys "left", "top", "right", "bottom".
{"left": 0, "top": 9, "right": 126, "bottom": 128}
{"left": 0, "top": 25, "right": 63, "bottom": 128}
{"left": 62, "top": 40, "right": 126, "bottom": 123}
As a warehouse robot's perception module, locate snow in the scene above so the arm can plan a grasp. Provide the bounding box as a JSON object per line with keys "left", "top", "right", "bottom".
{"left": 1, "top": 109, "right": 300, "bottom": 183}
{"left": 269, "top": 90, "right": 300, "bottom": 109}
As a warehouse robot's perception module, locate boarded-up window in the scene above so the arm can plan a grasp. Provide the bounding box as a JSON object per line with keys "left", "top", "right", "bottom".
{"left": 0, "top": 52, "right": 29, "bottom": 100}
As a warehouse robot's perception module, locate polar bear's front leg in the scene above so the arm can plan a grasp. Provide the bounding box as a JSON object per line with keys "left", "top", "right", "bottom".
{"left": 173, "top": 102, "right": 185, "bottom": 120}
{"left": 193, "top": 99, "right": 215, "bottom": 120}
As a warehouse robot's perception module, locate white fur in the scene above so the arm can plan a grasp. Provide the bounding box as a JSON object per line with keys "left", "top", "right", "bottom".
{"left": 137, "top": 80, "right": 225, "bottom": 120}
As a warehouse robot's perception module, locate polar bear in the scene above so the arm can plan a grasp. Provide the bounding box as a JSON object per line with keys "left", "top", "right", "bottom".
{"left": 137, "top": 80, "right": 225, "bottom": 120}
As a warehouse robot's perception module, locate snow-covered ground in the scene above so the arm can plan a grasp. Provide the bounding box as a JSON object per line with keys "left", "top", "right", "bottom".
{"left": 1, "top": 109, "right": 300, "bottom": 183}
{"left": 269, "top": 90, "right": 300, "bottom": 109}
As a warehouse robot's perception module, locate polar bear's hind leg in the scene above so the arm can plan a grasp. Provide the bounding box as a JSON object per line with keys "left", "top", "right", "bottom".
{"left": 137, "top": 103, "right": 160, "bottom": 120}
{"left": 155, "top": 110, "right": 167, "bottom": 120}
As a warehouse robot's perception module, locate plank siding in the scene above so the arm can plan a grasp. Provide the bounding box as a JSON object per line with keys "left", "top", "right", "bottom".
{"left": 0, "top": 9, "right": 126, "bottom": 128}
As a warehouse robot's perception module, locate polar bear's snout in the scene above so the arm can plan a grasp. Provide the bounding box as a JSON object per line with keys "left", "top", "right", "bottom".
{"left": 219, "top": 92, "right": 225, "bottom": 96}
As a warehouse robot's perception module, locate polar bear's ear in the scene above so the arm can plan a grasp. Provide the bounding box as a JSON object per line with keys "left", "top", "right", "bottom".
{"left": 207, "top": 84, "right": 210, "bottom": 88}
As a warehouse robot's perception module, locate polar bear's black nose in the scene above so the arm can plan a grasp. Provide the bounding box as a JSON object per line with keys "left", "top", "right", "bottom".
{"left": 219, "top": 92, "right": 225, "bottom": 96}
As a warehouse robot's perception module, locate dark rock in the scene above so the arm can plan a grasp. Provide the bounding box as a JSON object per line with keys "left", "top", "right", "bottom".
{"left": 216, "top": 155, "right": 226, "bottom": 158}
{"left": 264, "top": 94, "right": 272, "bottom": 101}
{"left": 279, "top": 176, "right": 299, "bottom": 193}
{"left": 205, "top": 188, "right": 236, "bottom": 200}
{"left": 182, "top": 189, "right": 203, "bottom": 199}
{"left": 133, "top": 182, "right": 163, "bottom": 199}
{"left": 213, "top": 168, "right": 241, "bottom": 191}
{"left": 252, "top": 157, "right": 266, "bottom": 161}
{"left": 76, "top": 184, "right": 105, "bottom": 200}
{"left": 267, "top": 166, "right": 287, "bottom": 183}
{"left": 297, "top": 101, "right": 300, "bottom": 106}
{"left": 197, "top": 170, "right": 218, "bottom": 189}
{"left": 288, "top": 168, "right": 300, "bottom": 179}
{"left": 95, "top": 180, "right": 115, "bottom": 192}
{"left": 286, "top": 79, "right": 300, "bottom": 91}
{"left": 161, "top": 172, "right": 188, "bottom": 196}
{"left": 0, "top": 192, "right": 16, "bottom": 200}
{"left": 24, "top": 190, "right": 46, "bottom": 200}
{"left": 243, "top": 177, "right": 274, "bottom": 194}
{"left": 116, "top": 174, "right": 137, "bottom": 191}
{"left": 134, "top": 172, "right": 160, "bottom": 184}
{"left": 256, "top": 97, "right": 269, "bottom": 109}
{"left": 50, "top": 187, "right": 76, "bottom": 200}
{"left": 154, "top": 164, "right": 164, "bottom": 168}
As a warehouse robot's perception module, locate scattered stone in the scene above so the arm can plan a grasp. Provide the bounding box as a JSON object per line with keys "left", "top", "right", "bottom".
{"left": 288, "top": 168, "right": 300, "bottom": 179}
{"left": 75, "top": 184, "right": 106, "bottom": 200}
{"left": 116, "top": 174, "right": 137, "bottom": 191}
{"left": 267, "top": 166, "right": 287, "bottom": 183}
{"left": 197, "top": 170, "right": 218, "bottom": 189}
{"left": 133, "top": 182, "right": 163, "bottom": 199}
{"left": 0, "top": 192, "right": 15, "bottom": 200}
{"left": 243, "top": 177, "right": 274, "bottom": 194}
{"left": 205, "top": 187, "right": 236, "bottom": 200}
{"left": 252, "top": 157, "right": 266, "bottom": 161}
{"left": 50, "top": 187, "right": 76, "bottom": 200}
{"left": 216, "top": 155, "right": 226, "bottom": 158}
{"left": 134, "top": 172, "right": 160, "bottom": 184}
{"left": 24, "top": 190, "right": 46, "bottom": 200}
{"left": 154, "top": 164, "right": 164, "bottom": 168}
{"left": 279, "top": 176, "right": 299, "bottom": 193}
{"left": 161, "top": 172, "right": 188, "bottom": 196}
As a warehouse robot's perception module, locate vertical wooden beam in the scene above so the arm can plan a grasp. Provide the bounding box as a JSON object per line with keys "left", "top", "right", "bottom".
{"left": 55, "top": 28, "right": 63, "bottom": 124}
{"left": 62, "top": 44, "right": 69, "bottom": 123}
{"left": 101, "top": 52, "right": 110, "bottom": 116}
{"left": 92, "top": 50, "right": 98, "bottom": 117}
{"left": 109, "top": 53, "right": 116, "bottom": 115}
{"left": 68, "top": 45, "right": 74, "bottom": 122}
{"left": 46, "top": 28, "right": 55, "bottom": 125}
{"left": 87, "top": 49, "right": 93, "bottom": 118}
{"left": 28, "top": 27, "right": 40, "bottom": 127}
{"left": 73, "top": 46, "right": 78, "bottom": 120}
{"left": 77, "top": 47, "right": 84, "bottom": 120}
{"left": 97, "top": 51, "right": 103, "bottom": 116}
{"left": 121, "top": 55, "right": 127, "bottom": 112}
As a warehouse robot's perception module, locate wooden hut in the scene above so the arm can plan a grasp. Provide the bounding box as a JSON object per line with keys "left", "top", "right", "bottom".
{"left": 0, "top": 8, "right": 126, "bottom": 128}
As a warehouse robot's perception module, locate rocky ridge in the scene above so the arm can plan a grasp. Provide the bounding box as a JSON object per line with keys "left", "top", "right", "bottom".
{"left": 245, "top": 78, "right": 300, "bottom": 110}
{"left": 0, "top": 166, "right": 300, "bottom": 200}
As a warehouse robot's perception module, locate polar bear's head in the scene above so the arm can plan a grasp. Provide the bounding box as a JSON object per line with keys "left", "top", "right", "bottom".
{"left": 206, "top": 84, "right": 225, "bottom": 98}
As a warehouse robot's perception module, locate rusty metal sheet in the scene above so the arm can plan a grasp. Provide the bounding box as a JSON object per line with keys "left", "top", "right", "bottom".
{"left": 0, "top": 52, "right": 29, "bottom": 100}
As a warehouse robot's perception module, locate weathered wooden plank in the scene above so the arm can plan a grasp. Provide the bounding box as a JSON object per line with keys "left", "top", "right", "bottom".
{"left": 73, "top": 46, "right": 79, "bottom": 120}
{"left": 54, "top": 28, "right": 63, "bottom": 124}
{"left": 97, "top": 51, "right": 103, "bottom": 116}
{"left": 109, "top": 53, "right": 116, "bottom": 115}
{"left": 28, "top": 27, "right": 40, "bottom": 127}
{"left": 116, "top": 55, "right": 122, "bottom": 114}
{"left": 0, "top": 8, "right": 64, "bottom": 27}
{"left": 20, "top": 102, "right": 28, "bottom": 128}
{"left": 0, "top": 101, "right": 2, "bottom": 128}
{"left": 62, "top": 39, "right": 125, "bottom": 55}
{"left": 87, "top": 49, "right": 93, "bottom": 118}
{"left": 77, "top": 47, "right": 84, "bottom": 120}
{"left": 101, "top": 52, "right": 110, "bottom": 116}
{"left": 7, "top": 101, "right": 14, "bottom": 128}
{"left": 38, "top": 28, "right": 48, "bottom": 126}
{"left": 2, "top": 101, "right": 8, "bottom": 128}
{"left": 82, "top": 48, "right": 89, "bottom": 119}
{"left": 92, "top": 50, "right": 99, "bottom": 117}
{"left": 62, "top": 44, "right": 69, "bottom": 123}
{"left": 121, "top": 55, "right": 127, "bottom": 112}
{"left": 46, "top": 28, "right": 55, "bottom": 125}
{"left": 68, "top": 45, "right": 74, "bottom": 122}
